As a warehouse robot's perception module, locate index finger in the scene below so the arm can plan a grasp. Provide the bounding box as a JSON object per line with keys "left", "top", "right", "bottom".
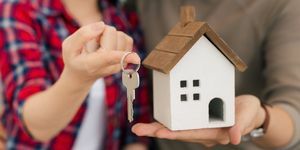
{"left": 64, "top": 22, "right": 105, "bottom": 53}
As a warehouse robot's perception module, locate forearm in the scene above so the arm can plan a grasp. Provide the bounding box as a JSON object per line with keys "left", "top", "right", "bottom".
{"left": 253, "top": 105, "right": 294, "bottom": 148}
{"left": 23, "top": 69, "right": 93, "bottom": 142}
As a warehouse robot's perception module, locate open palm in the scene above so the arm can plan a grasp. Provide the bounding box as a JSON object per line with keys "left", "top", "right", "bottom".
{"left": 132, "top": 95, "right": 265, "bottom": 147}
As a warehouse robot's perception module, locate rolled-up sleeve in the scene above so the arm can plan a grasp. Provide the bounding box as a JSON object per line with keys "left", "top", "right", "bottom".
{"left": 263, "top": 0, "right": 300, "bottom": 148}
{"left": 0, "top": 2, "right": 51, "bottom": 138}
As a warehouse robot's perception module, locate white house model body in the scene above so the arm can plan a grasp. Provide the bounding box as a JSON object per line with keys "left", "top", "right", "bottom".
{"left": 153, "top": 36, "right": 235, "bottom": 130}
{"left": 143, "top": 6, "right": 247, "bottom": 131}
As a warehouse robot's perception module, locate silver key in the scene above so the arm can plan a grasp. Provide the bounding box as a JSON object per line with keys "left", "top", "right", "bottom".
{"left": 122, "top": 69, "right": 140, "bottom": 122}
{"left": 120, "top": 52, "right": 141, "bottom": 123}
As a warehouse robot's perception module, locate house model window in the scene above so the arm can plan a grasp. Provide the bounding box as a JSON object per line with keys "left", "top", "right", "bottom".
{"left": 193, "top": 80, "right": 200, "bottom": 87}
{"left": 180, "top": 94, "right": 187, "bottom": 101}
{"left": 180, "top": 80, "right": 187, "bottom": 88}
{"left": 142, "top": 6, "right": 247, "bottom": 130}
{"left": 180, "top": 80, "right": 200, "bottom": 102}
{"left": 193, "top": 93, "right": 200, "bottom": 100}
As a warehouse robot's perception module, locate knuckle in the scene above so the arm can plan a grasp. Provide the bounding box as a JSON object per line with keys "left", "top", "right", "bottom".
{"left": 117, "top": 31, "right": 125, "bottom": 37}
{"left": 125, "top": 36, "right": 133, "bottom": 51}
{"left": 117, "top": 32, "right": 126, "bottom": 45}
{"left": 110, "top": 26, "right": 117, "bottom": 32}
{"left": 106, "top": 26, "right": 117, "bottom": 33}
{"left": 126, "top": 35, "right": 134, "bottom": 45}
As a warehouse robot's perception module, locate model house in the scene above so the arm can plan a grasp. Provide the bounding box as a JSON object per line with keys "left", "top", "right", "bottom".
{"left": 142, "top": 6, "right": 247, "bottom": 130}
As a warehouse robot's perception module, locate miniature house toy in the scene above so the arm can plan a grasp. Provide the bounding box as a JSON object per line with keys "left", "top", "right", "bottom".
{"left": 142, "top": 6, "right": 247, "bottom": 130}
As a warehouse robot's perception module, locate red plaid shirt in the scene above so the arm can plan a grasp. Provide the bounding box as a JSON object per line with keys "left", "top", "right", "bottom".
{"left": 0, "top": 0, "right": 152, "bottom": 149}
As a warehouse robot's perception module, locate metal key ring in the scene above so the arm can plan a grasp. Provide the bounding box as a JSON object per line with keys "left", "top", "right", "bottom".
{"left": 120, "top": 51, "right": 141, "bottom": 73}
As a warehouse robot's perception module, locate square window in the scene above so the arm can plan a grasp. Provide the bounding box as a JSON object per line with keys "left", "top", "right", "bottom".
{"left": 193, "top": 80, "right": 200, "bottom": 87}
{"left": 193, "top": 93, "right": 200, "bottom": 100}
{"left": 180, "top": 80, "right": 187, "bottom": 88}
{"left": 181, "top": 94, "right": 187, "bottom": 101}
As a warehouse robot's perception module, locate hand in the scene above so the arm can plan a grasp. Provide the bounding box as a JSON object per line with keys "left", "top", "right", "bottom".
{"left": 132, "top": 95, "right": 266, "bottom": 147}
{"left": 62, "top": 22, "right": 139, "bottom": 85}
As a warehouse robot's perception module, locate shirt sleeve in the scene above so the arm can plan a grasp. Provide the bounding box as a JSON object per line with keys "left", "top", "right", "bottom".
{"left": 0, "top": 2, "right": 52, "bottom": 139}
{"left": 263, "top": 0, "right": 300, "bottom": 148}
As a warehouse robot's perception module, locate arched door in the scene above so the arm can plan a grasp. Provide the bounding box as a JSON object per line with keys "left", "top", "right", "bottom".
{"left": 209, "top": 98, "right": 224, "bottom": 122}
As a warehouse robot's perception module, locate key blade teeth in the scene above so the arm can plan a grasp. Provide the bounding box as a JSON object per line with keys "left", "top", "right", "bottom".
{"left": 132, "top": 90, "right": 135, "bottom": 100}
{"left": 128, "top": 114, "right": 133, "bottom": 123}
{"left": 127, "top": 99, "right": 131, "bottom": 122}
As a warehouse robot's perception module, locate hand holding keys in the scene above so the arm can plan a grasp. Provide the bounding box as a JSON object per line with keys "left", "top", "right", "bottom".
{"left": 121, "top": 52, "right": 140, "bottom": 123}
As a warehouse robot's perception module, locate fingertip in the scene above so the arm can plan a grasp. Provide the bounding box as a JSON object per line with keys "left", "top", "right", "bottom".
{"left": 229, "top": 125, "right": 242, "bottom": 145}
{"left": 131, "top": 122, "right": 164, "bottom": 137}
{"left": 131, "top": 123, "right": 142, "bottom": 136}
{"left": 131, "top": 123, "right": 152, "bottom": 137}
{"left": 105, "top": 25, "right": 117, "bottom": 32}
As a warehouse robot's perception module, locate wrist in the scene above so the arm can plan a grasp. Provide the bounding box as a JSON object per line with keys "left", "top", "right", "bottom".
{"left": 243, "top": 103, "right": 269, "bottom": 141}
{"left": 58, "top": 68, "right": 94, "bottom": 92}
{"left": 255, "top": 104, "right": 267, "bottom": 129}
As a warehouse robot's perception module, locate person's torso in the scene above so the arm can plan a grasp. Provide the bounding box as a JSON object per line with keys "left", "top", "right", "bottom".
{"left": 138, "top": 0, "right": 288, "bottom": 149}
{"left": 1, "top": 0, "right": 147, "bottom": 149}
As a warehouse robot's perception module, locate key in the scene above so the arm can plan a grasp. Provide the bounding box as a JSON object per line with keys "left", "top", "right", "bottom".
{"left": 122, "top": 69, "right": 140, "bottom": 122}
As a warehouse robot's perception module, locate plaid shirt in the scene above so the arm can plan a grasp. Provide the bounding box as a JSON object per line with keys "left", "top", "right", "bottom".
{"left": 0, "top": 0, "right": 152, "bottom": 149}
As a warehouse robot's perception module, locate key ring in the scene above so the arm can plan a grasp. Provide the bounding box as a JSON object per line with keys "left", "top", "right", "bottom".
{"left": 120, "top": 52, "right": 140, "bottom": 73}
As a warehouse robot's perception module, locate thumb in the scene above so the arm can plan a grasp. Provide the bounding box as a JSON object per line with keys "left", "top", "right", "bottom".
{"left": 229, "top": 107, "right": 251, "bottom": 145}
{"left": 229, "top": 124, "right": 242, "bottom": 145}
{"left": 64, "top": 22, "right": 105, "bottom": 54}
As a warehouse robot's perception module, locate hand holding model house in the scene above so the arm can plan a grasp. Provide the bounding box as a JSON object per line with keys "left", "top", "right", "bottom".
{"left": 132, "top": 6, "right": 267, "bottom": 146}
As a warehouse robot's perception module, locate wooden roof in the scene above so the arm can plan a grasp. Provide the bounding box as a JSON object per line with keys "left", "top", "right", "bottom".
{"left": 142, "top": 7, "right": 247, "bottom": 74}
